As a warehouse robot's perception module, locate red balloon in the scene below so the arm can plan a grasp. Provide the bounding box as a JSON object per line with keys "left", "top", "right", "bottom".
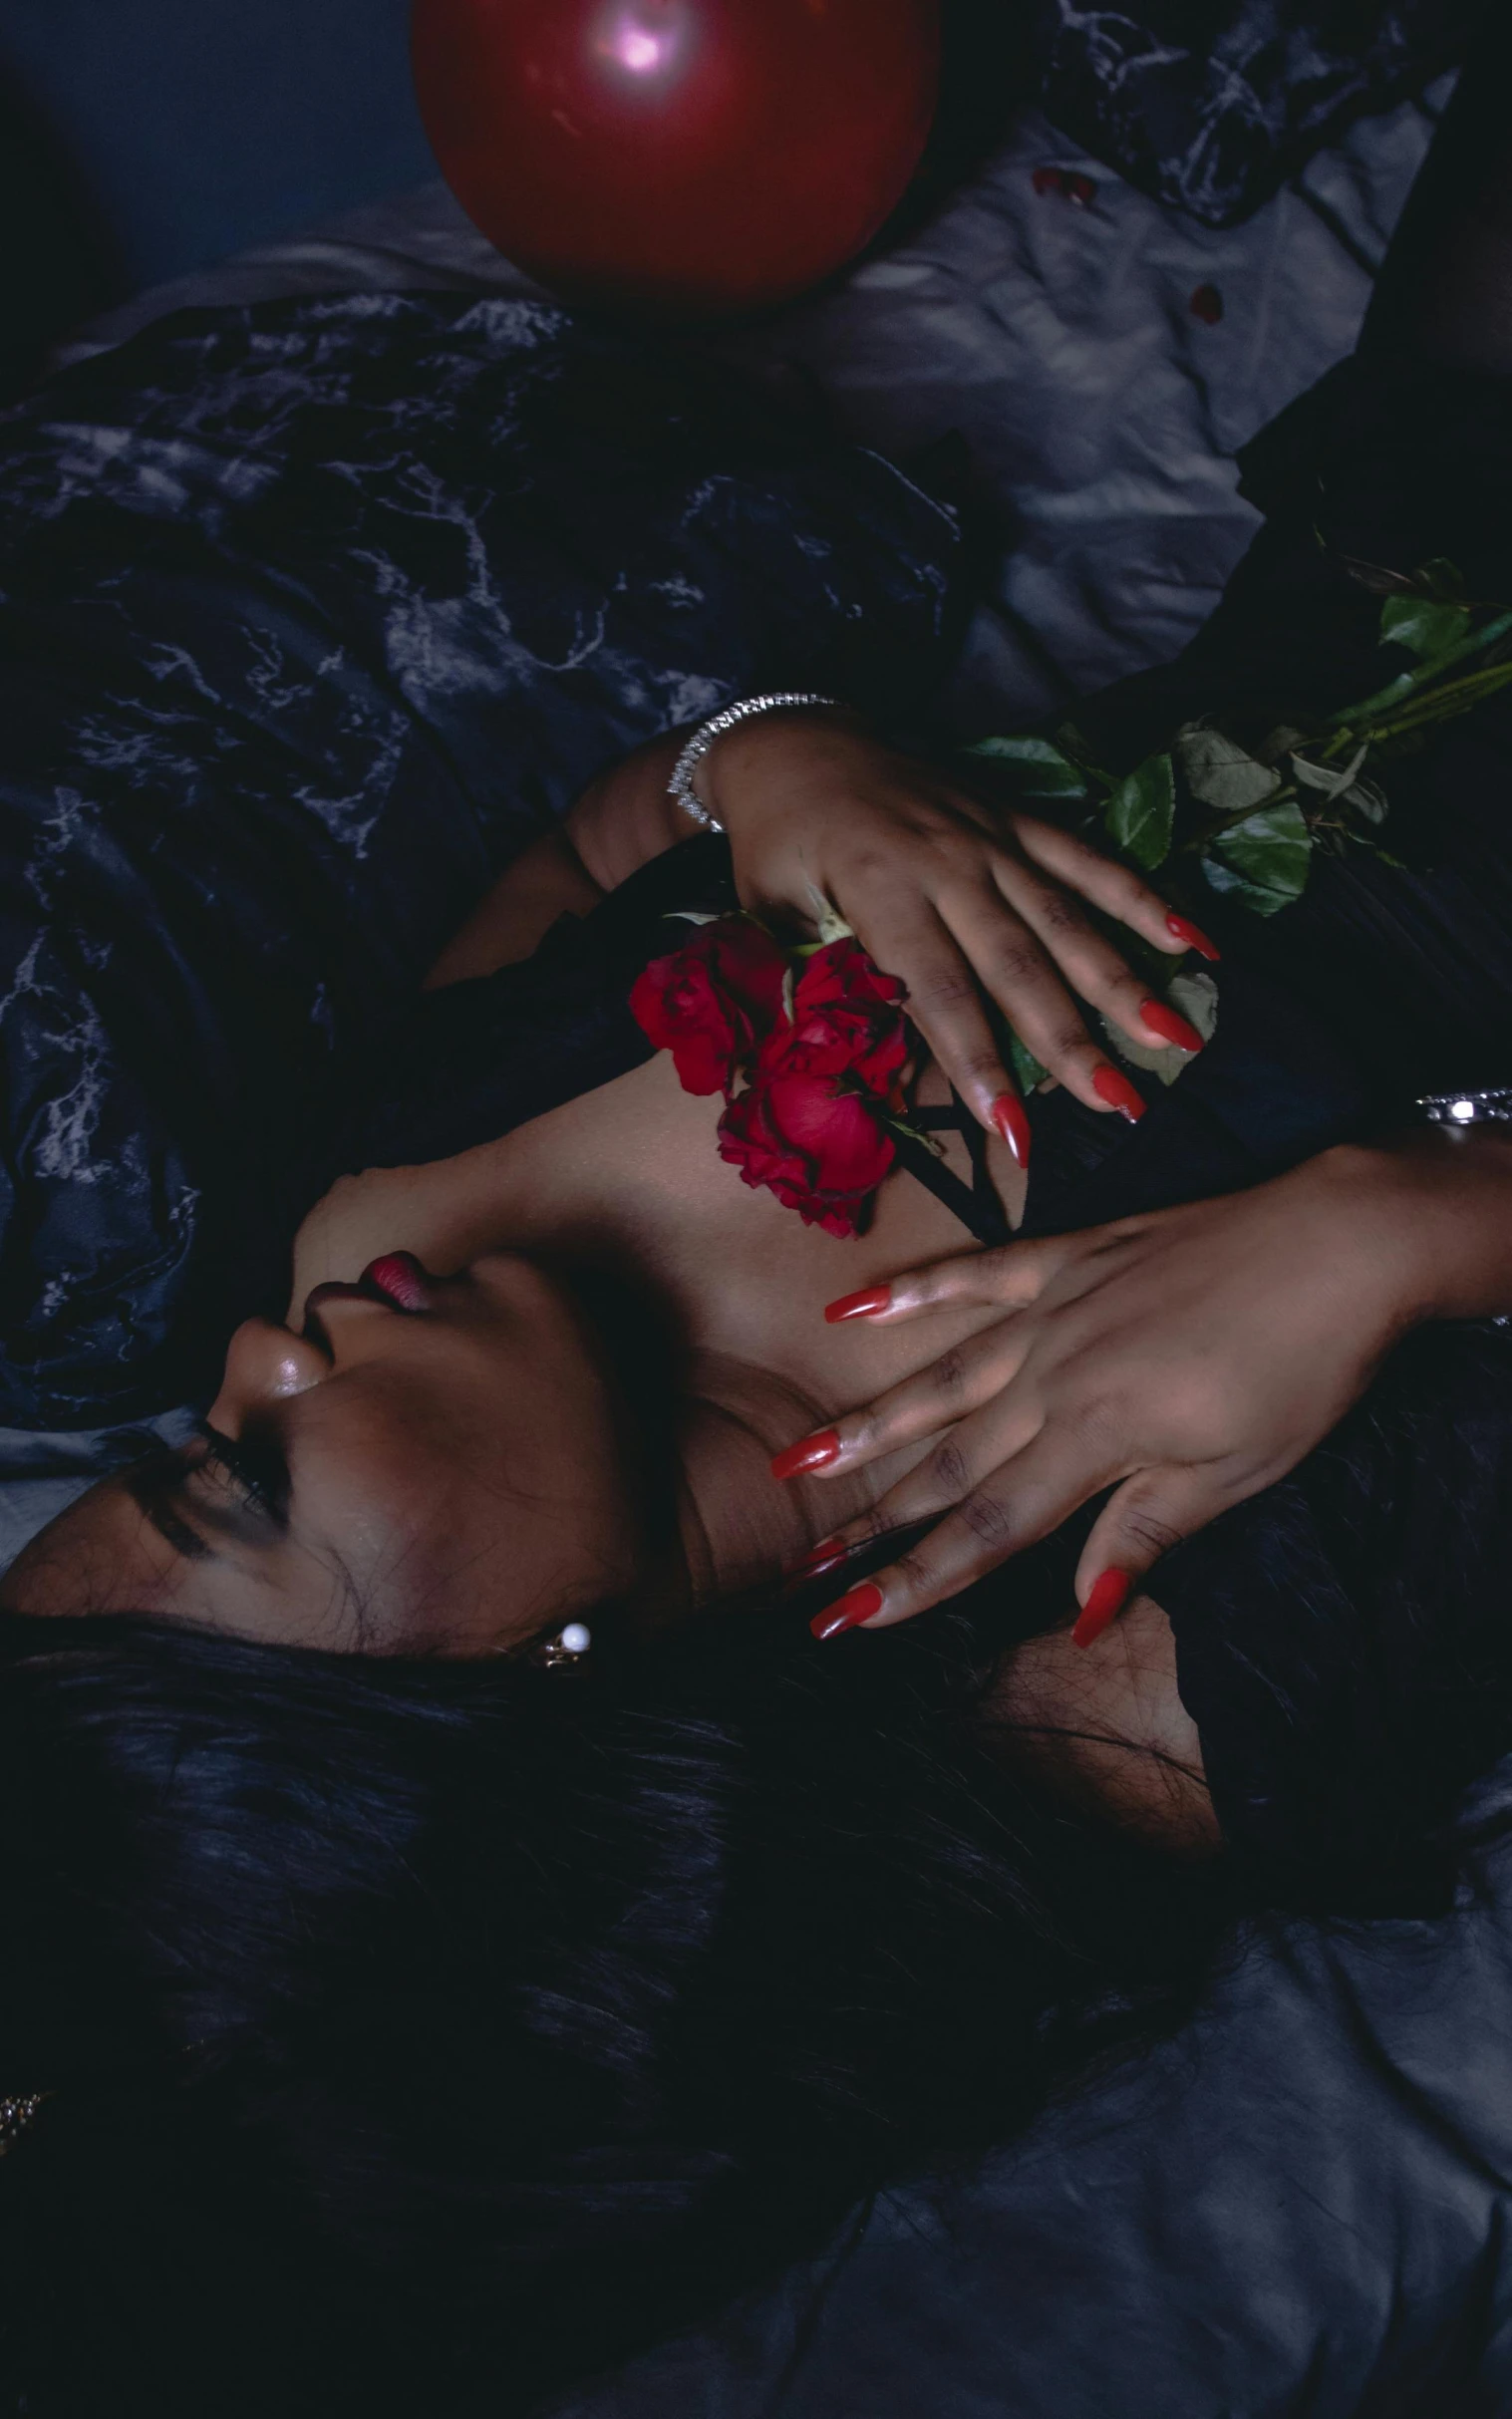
{"left": 412, "top": 0, "right": 940, "bottom": 318}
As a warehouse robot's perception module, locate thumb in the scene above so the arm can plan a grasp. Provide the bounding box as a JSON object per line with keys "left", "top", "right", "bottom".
{"left": 1069, "top": 1466, "right": 1239, "bottom": 1649}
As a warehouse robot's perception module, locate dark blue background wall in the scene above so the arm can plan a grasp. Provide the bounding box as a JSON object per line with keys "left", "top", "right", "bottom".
{"left": 0, "top": 0, "right": 438, "bottom": 382}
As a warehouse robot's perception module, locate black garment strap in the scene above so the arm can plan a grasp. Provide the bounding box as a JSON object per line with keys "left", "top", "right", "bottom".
{"left": 887, "top": 1092, "right": 1014, "bottom": 1247}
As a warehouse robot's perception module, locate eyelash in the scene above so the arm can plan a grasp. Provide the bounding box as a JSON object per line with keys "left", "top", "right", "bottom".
{"left": 193, "top": 1420, "right": 289, "bottom": 1521}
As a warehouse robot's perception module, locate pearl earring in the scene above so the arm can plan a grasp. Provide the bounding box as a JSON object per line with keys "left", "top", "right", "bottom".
{"left": 534, "top": 1621, "right": 592, "bottom": 1670}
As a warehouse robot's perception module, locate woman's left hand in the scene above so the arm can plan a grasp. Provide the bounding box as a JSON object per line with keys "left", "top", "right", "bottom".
{"left": 705, "top": 712, "right": 1210, "bottom": 1146}
{"left": 780, "top": 1135, "right": 1512, "bottom": 1642}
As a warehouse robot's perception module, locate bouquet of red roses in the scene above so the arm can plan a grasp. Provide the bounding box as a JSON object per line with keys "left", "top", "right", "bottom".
{"left": 630, "top": 916, "right": 910, "bottom": 1239}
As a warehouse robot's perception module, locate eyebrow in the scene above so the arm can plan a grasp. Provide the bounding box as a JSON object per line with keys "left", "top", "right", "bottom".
{"left": 122, "top": 1456, "right": 216, "bottom": 1565}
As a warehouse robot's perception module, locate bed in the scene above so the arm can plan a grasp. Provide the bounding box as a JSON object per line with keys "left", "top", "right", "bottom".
{"left": 11, "top": 74, "right": 1512, "bottom": 2419}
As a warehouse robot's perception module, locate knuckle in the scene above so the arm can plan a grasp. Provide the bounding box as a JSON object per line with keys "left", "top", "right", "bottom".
{"left": 958, "top": 1488, "right": 1014, "bottom": 1548}
{"left": 916, "top": 967, "right": 981, "bottom": 1014}
{"left": 1033, "top": 890, "right": 1088, "bottom": 941}
{"left": 1045, "top": 1022, "right": 1095, "bottom": 1066}
{"left": 892, "top": 1545, "right": 938, "bottom": 1598}
{"left": 989, "top": 938, "right": 1048, "bottom": 991}
{"left": 1120, "top": 1506, "right": 1186, "bottom": 1560}
{"left": 933, "top": 1345, "right": 969, "bottom": 1400}
{"left": 931, "top": 1437, "right": 973, "bottom": 1497}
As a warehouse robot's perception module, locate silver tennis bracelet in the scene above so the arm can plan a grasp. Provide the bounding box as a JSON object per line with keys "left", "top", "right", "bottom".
{"left": 1418, "top": 1088, "right": 1512, "bottom": 1129}
{"left": 667, "top": 693, "right": 843, "bottom": 832}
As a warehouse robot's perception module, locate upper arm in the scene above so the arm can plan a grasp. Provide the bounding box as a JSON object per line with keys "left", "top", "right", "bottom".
{"left": 423, "top": 828, "right": 605, "bottom": 988}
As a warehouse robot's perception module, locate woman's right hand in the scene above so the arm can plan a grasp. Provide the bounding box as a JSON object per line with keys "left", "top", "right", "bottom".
{"left": 778, "top": 1130, "right": 1512, "bottom": 1641}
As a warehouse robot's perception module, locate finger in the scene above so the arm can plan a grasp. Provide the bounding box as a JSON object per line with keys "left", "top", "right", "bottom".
{"left": 823, "top": 1234, "right": 1070, "bottom": 1328}
{"left": 849, "top": 902, "right": 1022, "bottom": 1146}
{"left": 1006, "top": 816, "right": 1221, "bottom": 962}
{"left": 933, "top": 878, "right": 1154, "bottom": 1123}
{"left": 771, "top": 1321, "right": 1032, "bottom": 1487}
{"left": 1068, "top": 1462, "right": 1255, "bottom": 1647}
{"left": 809, "top": 1421, "right": 1119, "bottom": 1637}
{"left": 952, "top": 871, "right": 1208, "bottom": 1087}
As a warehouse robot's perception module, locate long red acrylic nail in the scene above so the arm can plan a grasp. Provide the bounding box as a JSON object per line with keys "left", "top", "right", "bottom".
{"left": 1165, "top": 913, "right": 1220, "bottom": 962}
{"left": 770, "top": 1429, "right": 841, "bottom": 1482}
{"left": 1091, "top": 1063, "right": 1146, "bottom": 1122}
{"left": 825, "top": 1286, "right": 891, "bottom": 1325}
{"left": 1071, "top": 1568, "right": 1132, "bottom": 1649}
{"left": 990, "top": 1091, "right": 1033, "bottom": 1169}
{"left": 810, "top": 1582, "right": 884, "bottom": 1641}
{"left": 784, "top": 1535, "right": 853, "bottom": 1582}
{"left": 1139, "top": 998, "right": 1203, "bottom": 1055}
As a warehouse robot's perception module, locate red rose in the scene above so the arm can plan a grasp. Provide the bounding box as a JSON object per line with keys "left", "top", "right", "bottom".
{"left": 715, "top": 938, "right": 910, "bottom": 1238}
{"left": 629, "top": 917, "right": 789, "bottom": 1096}
{"left": 783, "top": 939, "right": 908, "bottom": 1098}
{"left": 718, "top": 1054, "right": 897, "bottom": 1238}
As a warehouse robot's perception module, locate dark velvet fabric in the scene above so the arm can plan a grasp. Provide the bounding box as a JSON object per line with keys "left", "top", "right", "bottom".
{"left": 0, "top": 292, "right": 958, "bottom": 1431}
{"left": 1032, "top": 0, "right": 1479, "bottom": 227}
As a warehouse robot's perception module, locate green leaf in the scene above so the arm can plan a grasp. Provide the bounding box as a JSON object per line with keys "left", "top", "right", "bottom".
{"left": 1379, "top": 593, "right": 1472, "bottom": 660}
{"left": 1414, "top": 557, "right": 1467, "bottom": 602}
{"left": 1007, "top": 1028, "right": 1050, "bottom": 1095}
{"left": 1104, "top": 752, "right": 1175, "bottom": 869}
{"left": 963, "top": 734, "right": 1088, "bottom": 799}
{"left": 1201, "top": 798, "right": 1313, "bottom": 915}
{"left": 1175, "top": 725, "right": 1281, "bottom": 816}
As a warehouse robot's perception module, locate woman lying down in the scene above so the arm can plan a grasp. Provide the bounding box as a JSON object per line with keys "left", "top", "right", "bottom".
{"left": 7, "top": 658, "right": 1512, "bottom": 2417}
{"left": 11, "top": 34, "right": 1512, "bottom": 2416}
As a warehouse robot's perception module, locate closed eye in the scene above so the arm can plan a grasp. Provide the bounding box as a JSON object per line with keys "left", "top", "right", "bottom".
{"left": 193, "top": 1419, "right": 291, "bottom": 1526}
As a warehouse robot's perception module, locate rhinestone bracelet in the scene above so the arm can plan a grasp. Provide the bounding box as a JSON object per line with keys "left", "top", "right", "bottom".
{"left": 667, "top": 693, "right": 844, "bottom": 832}
{"left": 1419, "top": 1087, "right": 1512, "bottom": 1127}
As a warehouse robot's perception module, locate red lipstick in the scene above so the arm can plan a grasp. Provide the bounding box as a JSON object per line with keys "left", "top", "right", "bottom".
{"left": 361, "top": 1253, "right": 431, "bottom": 1312}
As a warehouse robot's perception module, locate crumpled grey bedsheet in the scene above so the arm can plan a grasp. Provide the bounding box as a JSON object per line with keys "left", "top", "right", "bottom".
{"left": 14, "top": 87, "right": 1512, "bottom": 2419}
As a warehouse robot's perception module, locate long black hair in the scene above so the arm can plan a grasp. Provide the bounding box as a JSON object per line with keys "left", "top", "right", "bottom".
{"left": 0, "top": 1589, "right": 1234, "bottom": 2419}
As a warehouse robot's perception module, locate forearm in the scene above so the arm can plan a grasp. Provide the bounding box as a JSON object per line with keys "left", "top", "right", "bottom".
{"left": 426, "top": 730, "right": 700, "bottom": 987}
{"left": 1322, "top": 1128, "right": 1512, "bottom": 1330}
{"left": 563, "top": 729, "right": 700, "bottom": 892}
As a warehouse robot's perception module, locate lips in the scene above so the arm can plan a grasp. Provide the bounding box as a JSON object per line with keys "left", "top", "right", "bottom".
{"left": 360, "top": 1253, "right": 431, "bottom": 1312}
{"left": 304, "top": 1251, "right": 433, "bottom": 1330}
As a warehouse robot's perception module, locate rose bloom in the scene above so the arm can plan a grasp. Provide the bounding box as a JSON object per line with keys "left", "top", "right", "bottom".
{"left": 717, "top": 939, "right": 909, "bottom": 1237}
{"left": 629, "top": 917, "right": 789, "bottom": 1096}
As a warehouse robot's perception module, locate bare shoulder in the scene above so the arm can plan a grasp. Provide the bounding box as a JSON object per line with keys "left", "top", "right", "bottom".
{"left": 985, "top": 1595, "right": 1220, "bottom": 1857}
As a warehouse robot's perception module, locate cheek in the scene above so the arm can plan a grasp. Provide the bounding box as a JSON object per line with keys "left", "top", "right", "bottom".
{"left": 317, "top": 1416, "right": 637, "bottom": 1653}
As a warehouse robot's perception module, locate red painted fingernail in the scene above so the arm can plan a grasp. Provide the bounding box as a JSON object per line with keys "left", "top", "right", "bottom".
{"left": 1071, "top": 1568, "right": 1132, "bottom": 1649}
{"left": 1189, "top": 281, "right": 1224, "bottom": 326}
{"left": 990, "top": 1091, "right": 1032, "bottom": 1169}
{"left": 810, "top": 1582, "right": 884, "bottom": 1641}
{"left": 1139, "top": 998, "right": 1203, "bottom": 1055}
{"left": 1164, "top": 913, "right": 1220, "bottom": 962}
{"left": 784, "top": 1534, "right": 853, "bottom": 1582}
{"left": 825, "top": 1285, "right": 891, "bottom": 1325}
{"left": 770, "top": 1429, "right": 841, "bottom": 1482}
{"left": 1091, "top": 1063, "right": 1146, "bottom": 1122}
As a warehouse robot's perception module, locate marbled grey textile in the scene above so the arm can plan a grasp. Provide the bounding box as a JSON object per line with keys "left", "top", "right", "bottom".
{"left": 1036, "top": 0, "right": 1478, "bottom": 224}
{"left": 0, "top": 292, "right": 956, "bottom": 1433}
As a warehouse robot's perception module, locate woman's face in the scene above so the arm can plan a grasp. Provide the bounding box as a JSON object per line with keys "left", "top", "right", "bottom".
{"left": 3, "top": 1256, "right": 650, "bottom": 1656}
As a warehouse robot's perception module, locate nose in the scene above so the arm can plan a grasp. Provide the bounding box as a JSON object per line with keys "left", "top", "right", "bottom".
{"left": 206, "top": 1318, "right": 327, "bottom": 1430}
